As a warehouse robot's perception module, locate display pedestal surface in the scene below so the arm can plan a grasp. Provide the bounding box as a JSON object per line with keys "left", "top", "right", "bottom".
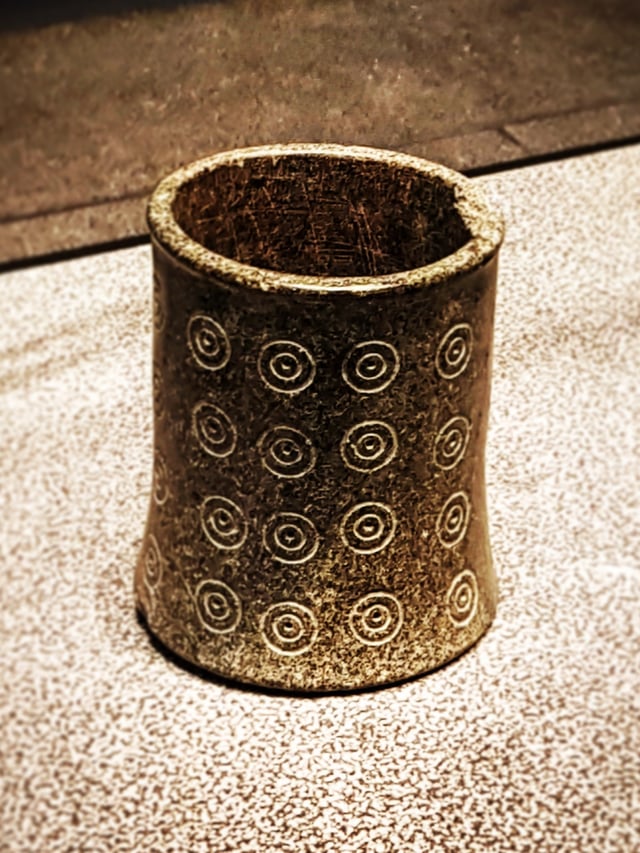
{"left": 1, "top": 148, "right": 638, "bottom": 852}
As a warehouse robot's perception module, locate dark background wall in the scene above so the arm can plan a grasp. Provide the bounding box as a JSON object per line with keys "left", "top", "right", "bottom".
{"left": 1, "top": 0, "right": 639, "bottom": 264}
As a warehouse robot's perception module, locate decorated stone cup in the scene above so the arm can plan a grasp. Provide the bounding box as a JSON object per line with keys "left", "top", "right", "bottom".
{"left": 136, "top": 143, "right": 504, "bottom": 692}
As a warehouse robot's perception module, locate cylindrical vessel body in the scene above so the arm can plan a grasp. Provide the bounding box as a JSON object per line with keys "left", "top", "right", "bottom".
{"left": 137, "top": 144, "right": 504, "bottom": 691}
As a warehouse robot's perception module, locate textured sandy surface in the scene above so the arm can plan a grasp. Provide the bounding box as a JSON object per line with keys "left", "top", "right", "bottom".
{"left": 1, "top": 147, "right": 639, "bottom": 851}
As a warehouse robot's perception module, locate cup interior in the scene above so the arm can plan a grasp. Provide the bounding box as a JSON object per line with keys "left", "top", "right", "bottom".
{"left": 171, "top": 154, "right": 472, "bottom": 278}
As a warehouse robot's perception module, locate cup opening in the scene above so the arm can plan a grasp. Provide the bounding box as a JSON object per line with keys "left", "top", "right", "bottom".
{"left": 171, "top": 154, "right": 472, "bottom": 278}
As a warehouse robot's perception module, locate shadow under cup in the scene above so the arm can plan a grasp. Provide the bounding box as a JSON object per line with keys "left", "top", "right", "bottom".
{"left": 138, "top": 143, "right": 504, "bottom": 692}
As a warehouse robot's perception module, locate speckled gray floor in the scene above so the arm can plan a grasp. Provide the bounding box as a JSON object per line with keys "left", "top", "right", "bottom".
{"left": 1, "top": 147, "right": 639, "bottom": 851}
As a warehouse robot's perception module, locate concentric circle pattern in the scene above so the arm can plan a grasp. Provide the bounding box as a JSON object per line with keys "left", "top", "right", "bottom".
{"left": 435, "top": 323, "right": 472, "bottom": 379}
{"left": 163, "top": 626, "right": 194, "bottom": 659}
{"left": 258, "top": 426, "right": 316, "bottom": 478}
{"left": 340, "top": 502, "right": 397, "bottom": 554}
{"left": 143, "top": 534, "right": 163, "bottom": 587}
{"left": 258, "top": 340, "right": 316, "bottom": 393}
{"left": 152, "top": 452, "right": 170, "bottom": 505}
{"left": 200, "top": 496, "right": 248, "bottom": 550}
{"left": 187, "top": 313, "right": 231, "bottom": 371}
{"left": 348, "top": 592, "right": 403, "bottom": 646}
{"left": 342, "top": 341, "right": 400, "bottom": 393}
{"left": 446, "top": 569, "right": 479, "bottom": 627}
{"left": 340, "top": 421, "right": 398, "bottom": 472}
{"left": 436, "top": 491, "right": 471, "bottom": 548}
{"left": 192, "top": 401, "right": 237, "bottom": 458}
{"left": 195, "top": 579, "right": 242, "bottom": 634}
{"left": 260, "top": 602, "right": 318, "bottom": 656}
{"left": 433, "top": 415, "right": 470, "bottom": 470}
{"left": 263, "top": 513, "right": 319, "bottom": 564}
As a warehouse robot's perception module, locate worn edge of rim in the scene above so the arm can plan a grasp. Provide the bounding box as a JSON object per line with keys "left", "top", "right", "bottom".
{"left": 146, "top": 142, "right": 505, "bottom": 297}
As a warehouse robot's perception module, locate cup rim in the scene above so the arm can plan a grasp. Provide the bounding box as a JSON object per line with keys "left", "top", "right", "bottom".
{"left": 147, "top": 143, "right": 505, "bottom": 296}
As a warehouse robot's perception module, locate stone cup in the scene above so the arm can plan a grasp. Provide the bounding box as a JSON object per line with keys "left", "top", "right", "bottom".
{"left": 136, "top": 143, "right": 504, "bottom": 692}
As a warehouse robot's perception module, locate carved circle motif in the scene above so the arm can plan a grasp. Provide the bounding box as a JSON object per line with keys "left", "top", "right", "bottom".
{"left": 260, "top": 602, "right": 318, "bottom": 656}
{"left": 143, "top": 534, "right": 163, "bottom": 587}
{"left": 342, "top": 341, "right": 400, "bottom": 393}
{"left": 436, "top": 491, "right": 471, "bottom": 548}
{"left": 446, "top": 570, "right": 479, "bottom": 627}
{"left": 192, "top": 401, "right": 237, "bottom": 458}
{"left": 258, "top": 426, "right": 316, "bottom": 478}
{"left": 258, "top": 340, "right": 316, "bottom": 394}
{"left": 340, "top": 502, "right": 397, "bottom": 554}
{"left": 164, "top": 625, "right": 195, "bottom": 658}
{"left": 153, "top": 451, "right": 170, "bottom": 505}
{"left": 263, "top": 512, "right": 319, "bottom": 564}
{"left": 195, "top": 579, "right": 242, "bottom": 634}
{"left": 187, "top": 313, "right": 231, "bottom": 371}
{"left": 348, "top": 592, "right": 404, "bottom": 646}
{"left": 340, "top": 421, "right": 398, "bottom": 472}
{"left": 435, "top": 323, "right": 472, "bottom": 379}
{"left": 433, "top": 415, "right": 471, "bottom": 470}
{"left": 201, "top": 496, "right": 248, "bottom": 550}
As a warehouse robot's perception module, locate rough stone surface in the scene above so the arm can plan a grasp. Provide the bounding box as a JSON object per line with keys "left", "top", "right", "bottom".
{"left": 1, "top": 147, "right": 639, "bottom": 850}
{"left": 139, "top": 144, "right": 503, "bottom": 690}
{"left": 1, "top": 0, "right": 640, "bottom": 262}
